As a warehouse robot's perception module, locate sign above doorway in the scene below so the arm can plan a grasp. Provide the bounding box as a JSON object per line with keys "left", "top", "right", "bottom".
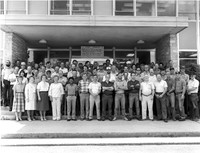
{"left": 81, "top": 46, "right": 104, "bottom": 58}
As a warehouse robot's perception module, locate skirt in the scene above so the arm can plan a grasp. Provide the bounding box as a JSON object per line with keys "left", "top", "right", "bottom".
{"left": 12, "top": 92, "right": 25, "bottom": 112}
{"left": 37, "top": 91, "right": 49, "bottom": 111}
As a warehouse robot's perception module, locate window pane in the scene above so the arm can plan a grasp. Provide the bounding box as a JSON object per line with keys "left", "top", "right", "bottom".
{"left": 179, "top": 0, "right": 196, "bottom": 20}
{"left": 115, "top": 0, "right": 134, "bottom": 16}
{"left": 115, "top": 51, "right": 135, "bottom": 58}
{"left": 157, "top": 0, "right": 176, "bottom": 16}
{"left": 72, "top": 0, "right": 91, "bottom": 15}
{"left": 7, "top": 0, "right": 26, "bottom": 14}
{"left": 51, "top": 0, "right": 70, "bottom": 15}
{"left": 104, "top": 51, "right": 113, "bottom": 58}
{"left": 50, "top": 51, "right": 69, "bottom": 58}
{"left": 180, "top": 59, "right": 197, "bottom": 67}
{"left": 0, "top": 0, "right": 4, "bottom": 14}
{"left": 72, "top": 51, "right": 81, "bottom": 57}
{"left": 179, "top": 51, "right": 197, "bottom": 59}
{"left": 34, "top": 51, "right": 47, "bottom": 64}
{"left": 136, "top": 0, "right": 155, "bottom": 16}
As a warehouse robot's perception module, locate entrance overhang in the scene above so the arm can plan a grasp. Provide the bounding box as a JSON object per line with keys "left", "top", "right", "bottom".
{"left": 0, "top": 15, "right": 188, "bottom": 48}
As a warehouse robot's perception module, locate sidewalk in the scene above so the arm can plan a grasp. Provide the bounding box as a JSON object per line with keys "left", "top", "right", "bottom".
{"left": 1, "top": 119, "right": 200, "bottom": 139}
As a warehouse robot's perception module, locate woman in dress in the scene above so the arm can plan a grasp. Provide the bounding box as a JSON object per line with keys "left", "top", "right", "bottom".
{"left": 37, "top": 75, "right": 49, "bottom": 121}
{"left": 12, "top": 76, "right": 25, "bottom": 121}
{"left": 25, "top": 76, "right": 37, "bottom": 121}
{"left": 19, "top": 70, "right": 28, "bottom": 85}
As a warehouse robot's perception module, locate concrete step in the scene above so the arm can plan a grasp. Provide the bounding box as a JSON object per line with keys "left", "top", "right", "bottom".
{"left": 2, "top": 137, "right": 200, "bottom": 146}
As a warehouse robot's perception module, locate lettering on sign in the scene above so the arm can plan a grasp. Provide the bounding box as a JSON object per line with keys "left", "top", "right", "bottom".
{"left": 81, "top": 46, "right": 104, "bottom": 58}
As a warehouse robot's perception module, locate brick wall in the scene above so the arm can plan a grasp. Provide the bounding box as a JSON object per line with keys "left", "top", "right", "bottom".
{"left": 11, "top": 33, "right": 28, "bottom": 63}
{"left": 3, "top": 32, "right": 27, "bottom": 65}
{"left": 156, "top": 34, "right": 178, "bottom": 70}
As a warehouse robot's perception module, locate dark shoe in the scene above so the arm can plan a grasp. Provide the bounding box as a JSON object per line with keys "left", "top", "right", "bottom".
{"left": 86, "top": 118, "right": 90, "bottom": 121}
{"left": 150, "top": 119, "right": 154, "bottom": 121}
{"left": 172, "top": 118, "right": 176, "bottom": 121}
{"left": 109, "top": 117, "right": 113, "bottom": 121}
{"left": 164, "top": 119, "right": 168, "bottom": 123}
{"left": 67, "top": 119, "right": 71, "bottom": 121}
{"left": 80, "top": 118, "right": 84, "bottom": 121}
{"left": 179, "top": 116, "right": 186, "bottom": 121}
{"left": 72, "top": 119, "right": 77, "bottom": 121}
{"left": 88, "top": 118, "right": 92, "bottom": 121}
{"left": 101, "top": 118, "right": 105, "bottom": 121}
{"left": 97, "top": 119, "right": 101, "bottom": 121}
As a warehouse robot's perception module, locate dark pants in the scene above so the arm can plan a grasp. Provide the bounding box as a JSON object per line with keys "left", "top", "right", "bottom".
{"left": 166, "top": 93, "right": 176, "bottom": 120}
{"left": 102, "top": 94, "right": 113, "bottom": 119}
{"left": 9, "top": 85, "right": 14, "bottom": 111}
{"left": 155, "top": 93, "right": 167, "bottom": 120}
{"left": 189, "top": 93, "right": 199, "bottom": 119}
{"left": 3, "top": 80, "right": 10, "bottom": 106}
{"left": 129, "top": 93, "right": 140, "bottom": 118}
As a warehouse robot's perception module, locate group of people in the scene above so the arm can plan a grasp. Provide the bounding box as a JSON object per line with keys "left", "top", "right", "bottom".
{"left": 1, "top": 59, "right": 199, "bottom": 122}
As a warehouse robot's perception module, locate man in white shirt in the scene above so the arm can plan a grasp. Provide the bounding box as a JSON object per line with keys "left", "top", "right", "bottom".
{"left": 154, "top": 74, "right": 168, "bottom": 122}
{"left": 1, "top": 60, "right": 13, "bottom": 107}
{"left": 8, "top": 66, "right": 19, "bottom": 111}
{"left": 187, "top": 73, "right": 199, "bottom": 121}
{"left": 48, "top": 75, "right": 64, "bottom": 121}
{"left": 139, "top": 75, "right": 155, "bottom": 121}
{"left": 88, "top": 75, "right": 101, "bottom": 121}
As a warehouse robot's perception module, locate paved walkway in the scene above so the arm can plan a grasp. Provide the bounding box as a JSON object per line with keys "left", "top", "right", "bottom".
{"left": 1, "top": 119, "right": 200, "bottom": 138}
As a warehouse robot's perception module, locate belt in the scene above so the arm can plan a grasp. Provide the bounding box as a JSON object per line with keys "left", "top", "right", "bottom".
{"left": 80, "top": 92, "right": 89, "bottom": 94}
{"left": 175, "top": 92, "right": 182, "bottom": 95}
{"left": 156, "top": 92, "right": 163, "bottom": 95}
{"left": 142, "top": 93, "right": 152, "bottom": 96}
{"left": 68, "top": 95, "right": 76, "bottom": 96}
{"left": 190, "top": 93, "right": 198, "bottom": 95}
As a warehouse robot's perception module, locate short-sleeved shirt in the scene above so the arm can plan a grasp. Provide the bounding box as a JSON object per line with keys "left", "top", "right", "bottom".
{"left": 78, "top": 80, "right": 90, "bottom": 93}
{"left": 175, "top": 79, "right": 186, "bottom": 93}
{"left": 154, "top": 80, "right": 168, "bottom": 93}
{"left": 88, "top": 82, "right": 101, "bottom": 95}
{"left": 141, "top": 81, "right": 154, "bottom": 95}
{"left": 166, "top": 77, "right": 175, "bottom": 92}
{"left": 37, "top": 81, "right": 49, "bottom": 92}
{"left": 2, "top": 68, "right": 13, "bottom": 80}
{"left": 187, "top": 79, "right": 199, "bottom": 94}
{"left": 101, "top": 81, "right": 114, "bottom": 95}
{"left": 65, "top": 84, "right": 78, "bottom": 96}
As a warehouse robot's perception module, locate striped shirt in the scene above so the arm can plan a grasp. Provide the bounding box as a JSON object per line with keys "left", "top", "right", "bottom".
{"left": 78, "top": 80, "right": 90, "bottom": 93}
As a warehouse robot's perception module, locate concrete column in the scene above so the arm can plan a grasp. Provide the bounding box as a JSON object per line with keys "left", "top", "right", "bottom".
{"left": 156, "top": 34, "right": 178, "bottom": 70}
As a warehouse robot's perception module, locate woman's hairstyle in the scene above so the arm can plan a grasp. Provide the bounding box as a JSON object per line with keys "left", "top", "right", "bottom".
{"left": 19, "top": 70, "right": 25, "bottom": 76}
{"left": 28, "top": 76, "right": 35, "bottom": 82}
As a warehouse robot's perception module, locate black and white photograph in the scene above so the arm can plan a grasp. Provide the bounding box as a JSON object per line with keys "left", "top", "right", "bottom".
{"left": 0, "top": 0, "right": 200, "bottom": 153}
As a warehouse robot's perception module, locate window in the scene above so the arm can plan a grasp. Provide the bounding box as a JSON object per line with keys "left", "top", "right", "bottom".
{"left": 104, "top": 51, "right": 113, "bottom": 58}
{"left": 115, "top": 50, "right": 135, "bottom": 59}
{"left": 0, "top": 0, "right": 4, "bottom": 14}
{"left": 136, "top": 0, "right": 156, "bottom": 16}
{"left": 115, "top": 0, "right": 134, "bottom": 16}
{"left": 157, "top": 0, "right": 176, "bottom": 16}
{"left": 50, "top": 0, "right": 70, "bottom": 15}
{"left": 179, "top": 51, "right": 197, "bottom": 66}
{"left": 6, "top": 0, "right": 26, "bottom": 14}
{"left": 50, "top": 51, "right": 69, "bottom": 58}
{"left": 72, "top": 51, "right": 81, "bottom": 57}
{"left": 178, "top": 0, "right": 196, "bottom": 20}
{"left": 72, "top": 0, "right": 91, "bottom": 15}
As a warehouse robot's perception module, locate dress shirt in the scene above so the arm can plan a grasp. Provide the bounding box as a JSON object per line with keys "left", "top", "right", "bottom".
{"left": 37, "top": 81, "right": 49, "bottom": 91}
{"left": 154, "top": 80, "right": 168, "bottom": 93}
{"left": 48, "top": 83, "right": 64, "bottom": 98}
{"left": 78, "top": 80, "right": 90, "bottom": 93}
{"left": 141, "top": 81, "right": 154, "bottom": 95}
{"left": 187, "top": 79, "right": 199, "bottom": 94}
{"left": 88, "top": 82, "right": 101, "bottom": 95}
{"left": 2, "top": 67, "right": 13, "bottom": 80}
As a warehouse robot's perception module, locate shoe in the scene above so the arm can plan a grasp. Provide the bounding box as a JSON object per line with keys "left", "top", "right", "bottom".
{"left": 67, "top": 119, "right": 71, "bottom": 121}
{"left": 124, "top": 117, "right": 130, "bottom": 121}
{"left": 43, "top": 118, "right": 47, "bottom": 121}
{"left": 88, "top": 118, "right": 92, "bottom": 121}
{"left": 97, "top": 119, "right": 101, "bottom": 121}
{"left": 32, "top": 118, "right": 36, "bottom": 121}
{"left": 150, "top": 119, "right": 154, "bottom": 121}
{"left": 72, "top": 119, "right": 77, "bottom": 121}
{"left": 194, "top": 118, "right": 199, "bottom": 122}
{"left": 101, "top": 118, "right": 105, "bottom": 121}
{"left": 112, "top": 117, "right": 117, "bottom": 121}
{"left": 172, "top": 118, "right": 176, "bottom": 121}
{"left": 80, "top": 118, "right": 84, "bottom": 121}
{"left": 86, "top": 118, "right": 90, "bottom": 121}
{"left": 28, "top": 118, "right": 32, "bottom": 122}
{"left": 41, "top": 117, "right": 44, "bottom": 121}
{"left": 164, "top": 119, "right": 168, "bottom": 123}
{"left": 179, "top": 117, "right": 186, "bottom": 121}
{"left": 16, "top": 118, "right": 19, "bottom": 121}
{"left": 109, "top": 117, "right": 113, "bottom": 121}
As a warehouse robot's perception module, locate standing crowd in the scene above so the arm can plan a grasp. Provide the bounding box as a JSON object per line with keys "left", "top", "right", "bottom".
{"left": 1, "top": 59, "right": 200, "bottom": 122}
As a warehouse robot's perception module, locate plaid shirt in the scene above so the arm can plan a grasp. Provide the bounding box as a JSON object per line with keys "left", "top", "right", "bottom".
{"left": 78, "top": 80, "right": 90, "bottom": 93}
